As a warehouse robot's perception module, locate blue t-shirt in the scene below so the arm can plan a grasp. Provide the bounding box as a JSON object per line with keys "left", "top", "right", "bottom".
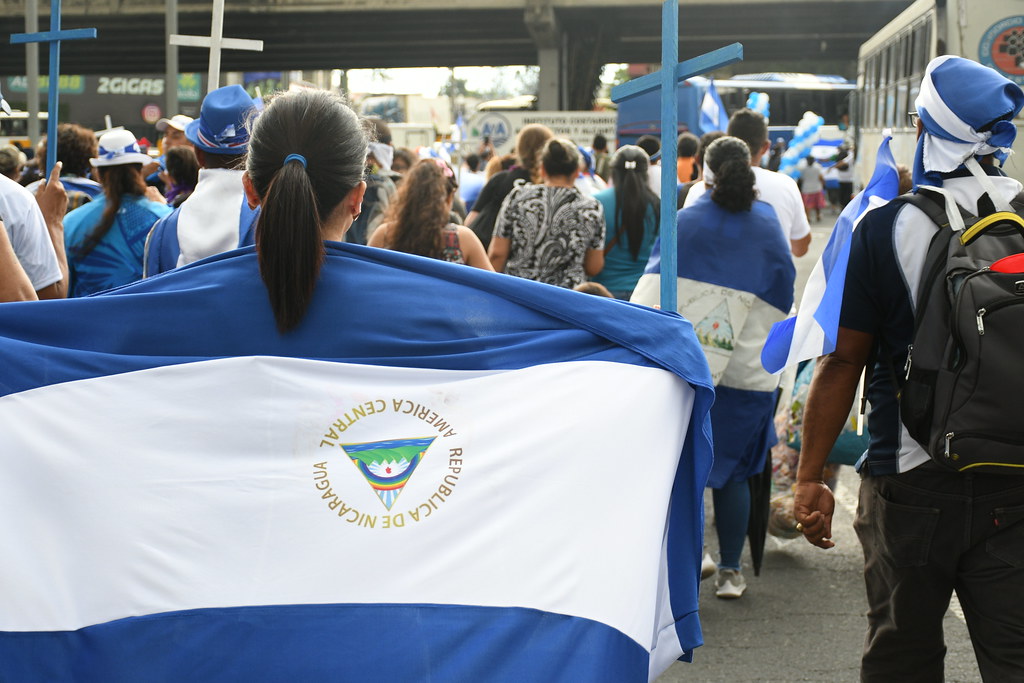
{"left": 459, "top": 171, "right": 486, "bottom": 213}
{"left": 592, "top": 187, "right": 658, "bottom": 295}
{"left": 64, "top": 194, "right": 173, "bottom": 297}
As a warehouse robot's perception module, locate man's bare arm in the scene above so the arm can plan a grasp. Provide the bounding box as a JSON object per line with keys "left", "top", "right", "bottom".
{"left": 794, "top": 326, "right": 874, "bottom": 548}
{"left": 0, "top": 222, "right": 37, "bottom": 302}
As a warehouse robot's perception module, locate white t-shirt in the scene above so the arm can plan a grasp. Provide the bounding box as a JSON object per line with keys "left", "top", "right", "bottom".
{"left": 0, "top": 174, "right": 61, "bottom": 291}
{"left": 684, "top": 165, "right": 811, "bottom": 242}
{"left": 646, "top": 164, "right": 662, "bottom": 198}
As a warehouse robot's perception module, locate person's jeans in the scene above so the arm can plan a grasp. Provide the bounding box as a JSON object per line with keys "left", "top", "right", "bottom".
{"left": 855, "top": 462, "right": 1024, "bottom": 682}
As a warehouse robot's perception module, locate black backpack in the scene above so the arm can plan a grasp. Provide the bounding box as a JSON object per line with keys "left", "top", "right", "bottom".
{"left": 897, "top": 189, "right": 1024, "bottom": 474}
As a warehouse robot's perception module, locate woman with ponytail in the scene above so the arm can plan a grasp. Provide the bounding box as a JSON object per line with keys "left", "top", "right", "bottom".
{"left": 242, "top": 89, "right": 367, "bottom": 333}
{"left": 591, "top": 145, "right": 659, "bottom": 299}
{"left": 367, "top": 158, "right": 492, "bottom": 270}
{"left": 632, "top": 136, "right": 795, "bottom": 600}
{"left": 63, "top": 130, "right": 172, "bottom": 296}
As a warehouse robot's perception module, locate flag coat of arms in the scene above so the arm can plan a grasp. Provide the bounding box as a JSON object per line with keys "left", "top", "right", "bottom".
{"left": 0, "top": 243, "right": 714, "bottom": 682}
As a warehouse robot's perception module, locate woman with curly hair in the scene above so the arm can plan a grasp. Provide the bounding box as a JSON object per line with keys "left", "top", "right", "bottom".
{"left": 368, "top": 158, "right": 492, "bottom": 270}
{"left": 632, "top": 136, "right": 795, "bottom": 600}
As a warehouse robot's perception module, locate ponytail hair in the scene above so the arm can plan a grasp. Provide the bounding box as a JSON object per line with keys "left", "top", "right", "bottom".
{"left": 704, "top": 136, "right": 756, "bottom": 213}
{"left": 609, "top": 145, "right": 659, "bottom": 260}
{"left": 77, "top": 164, "right": 146, "bottom": 258}
{"left": 514, "top": 123, "right": 554, "bottom": 183}
{"left": 247, "top": 90, "right": 367, "bottom": 333}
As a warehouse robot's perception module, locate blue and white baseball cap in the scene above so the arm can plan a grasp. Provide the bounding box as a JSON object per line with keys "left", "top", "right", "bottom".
{"left": 185, "top": 85, "right": 258, "bottom": 155}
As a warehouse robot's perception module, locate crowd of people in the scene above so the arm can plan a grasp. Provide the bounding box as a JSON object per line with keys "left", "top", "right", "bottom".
{"left": 0, "top": 81, "right": 811, "bottom": 605}
{"left": 2, "top": 53, "right": 1023, "bottom": 681}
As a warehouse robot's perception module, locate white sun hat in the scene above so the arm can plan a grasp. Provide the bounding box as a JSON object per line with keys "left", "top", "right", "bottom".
{"left": 90, "top": 129, "right": 153, "bottom": 167}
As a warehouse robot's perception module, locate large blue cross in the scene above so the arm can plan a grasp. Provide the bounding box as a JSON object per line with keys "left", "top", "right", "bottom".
{"left": 11, "top": 0, "right": 97, "bottom": 174}
{"left": 611, "top": 1, "right": 742, "bottom": 313}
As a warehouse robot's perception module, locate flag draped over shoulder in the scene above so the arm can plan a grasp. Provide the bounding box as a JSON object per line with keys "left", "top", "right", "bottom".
{"left": 0, "top": 243, "right": 714, "bottom": 683}
{"left": 761, "top": 136, "right": 901, "bottom": 374}
{"left": 700, "top": 79, "right": 730, "bottom": 134}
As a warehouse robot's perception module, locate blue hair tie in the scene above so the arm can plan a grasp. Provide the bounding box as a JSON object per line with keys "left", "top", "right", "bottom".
{"left": 283, "top": 153, "right": 307, "bottom": 169}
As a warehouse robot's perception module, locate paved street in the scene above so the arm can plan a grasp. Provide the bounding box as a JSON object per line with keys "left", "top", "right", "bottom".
{"left": 657, "top": 215, "right": 984, "bottom": 682}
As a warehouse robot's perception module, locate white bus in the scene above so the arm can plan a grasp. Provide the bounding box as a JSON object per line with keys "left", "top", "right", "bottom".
{"left": 0, "top": 110, "right": 48, "bottom": 151}
{"left": 856, "top": 0, "right": 1024, "bottom": 186}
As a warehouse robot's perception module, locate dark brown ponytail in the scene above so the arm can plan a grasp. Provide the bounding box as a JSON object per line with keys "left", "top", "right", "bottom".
{"left": 77, "top": 164, "right": 146, "bottom": 258}
{"left": 247, "top": 90, "right": 367, "bottom": 333}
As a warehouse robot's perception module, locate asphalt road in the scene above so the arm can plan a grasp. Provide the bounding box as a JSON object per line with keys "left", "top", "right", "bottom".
{"left": 656, "top": 215, "right": 984, "bottom": 683}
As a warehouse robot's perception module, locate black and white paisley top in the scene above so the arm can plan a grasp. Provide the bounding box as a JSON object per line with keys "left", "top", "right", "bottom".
{"left": 493, "top": 184, "right": 605, "bottom": 288}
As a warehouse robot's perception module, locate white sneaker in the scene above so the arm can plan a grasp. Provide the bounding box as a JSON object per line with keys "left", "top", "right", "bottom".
{"left": 700, "top": 552, "right": 717, "bottom": 581}
{"left": 715, "top": 568, "right": 747, "bottom": 599}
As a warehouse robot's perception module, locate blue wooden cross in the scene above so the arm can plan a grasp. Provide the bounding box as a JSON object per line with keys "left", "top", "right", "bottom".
{"left": 611, "top": 0, "right": 742, "bottom": 313}
{"left": 11, "top": 0, "right": 97, "bottom": 174}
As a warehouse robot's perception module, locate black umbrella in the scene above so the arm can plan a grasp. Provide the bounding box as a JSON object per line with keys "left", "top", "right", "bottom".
{"left": 746, "top": 447, "right": 774, "bottom": 577}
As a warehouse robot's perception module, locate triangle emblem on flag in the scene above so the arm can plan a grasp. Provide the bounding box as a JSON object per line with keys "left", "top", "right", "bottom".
{"left": 695, "top": 300, "right": 734, "bottom": 351}
{"left": 340, "top": 437, "right": 436, "bottom": 510}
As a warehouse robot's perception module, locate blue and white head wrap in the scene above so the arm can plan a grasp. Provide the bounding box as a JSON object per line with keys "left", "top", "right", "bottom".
{"left": 914, "top": 55, "right": 1024, "bottom": 189}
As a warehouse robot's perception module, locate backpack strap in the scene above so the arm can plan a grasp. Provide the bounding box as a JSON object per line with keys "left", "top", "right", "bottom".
{"left": 870, "top": 191, "right": 956, "bottom": 400}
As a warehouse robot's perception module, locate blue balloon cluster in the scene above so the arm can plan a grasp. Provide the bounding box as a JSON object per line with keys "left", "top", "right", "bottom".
{"left": 745, "top": 92, "right": 770, "bottom": 122}
{"left": 778, "top": 111, "right": 825, "bottom": 179}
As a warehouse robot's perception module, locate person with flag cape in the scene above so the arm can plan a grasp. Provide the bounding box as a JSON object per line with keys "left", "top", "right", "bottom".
{"left": 790, "top": 57, "right": 1024, "bottom": 681}
{"left": 0, "top": 89, "right": 716, "bottom": 682}
{"left": 632, "top": 136, "right": 795, "bottom": 600}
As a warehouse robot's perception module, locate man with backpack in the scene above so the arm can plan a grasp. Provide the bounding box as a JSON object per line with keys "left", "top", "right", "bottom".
{"left": 793, "top": 56, "right": 1024, "bottom": 682}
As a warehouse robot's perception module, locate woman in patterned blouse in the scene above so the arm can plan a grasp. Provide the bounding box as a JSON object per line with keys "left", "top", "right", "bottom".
{"left": 488, "top": 139, "right": 605, "bottom": 288}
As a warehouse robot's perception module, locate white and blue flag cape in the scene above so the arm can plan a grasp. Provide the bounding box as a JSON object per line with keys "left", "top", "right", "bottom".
{"left": 761, "top": 135, "right": 901, "bottom": 374}
{"left": 632, "top": 197, "right": 794, "bottom": 486}
{"left": 0, "top": 243, "right": 714, "bottom": 682}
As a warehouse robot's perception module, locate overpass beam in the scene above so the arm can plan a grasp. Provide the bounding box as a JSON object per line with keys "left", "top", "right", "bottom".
{"left": 525, "top": 0, "right": 564, "bottom": 110}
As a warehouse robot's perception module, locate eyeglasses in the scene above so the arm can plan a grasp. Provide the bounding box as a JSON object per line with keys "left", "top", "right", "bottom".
{"left": 908, "top": 111, "right": 920, "bottom": 127}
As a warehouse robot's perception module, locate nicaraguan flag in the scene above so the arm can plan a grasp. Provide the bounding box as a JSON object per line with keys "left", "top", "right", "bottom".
{"left": 0, "top": 243, "right": 714, "bottom": 682}
{"left": 700, "top": 79, "right": 730, "bottom": 134}
{"left": 761, "top": 135, "right": 901, "bottom": 374}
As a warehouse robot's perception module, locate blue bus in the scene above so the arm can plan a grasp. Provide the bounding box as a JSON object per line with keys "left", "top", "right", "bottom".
{"left": 616, "top": 73, "right": 856, "bottom": 147}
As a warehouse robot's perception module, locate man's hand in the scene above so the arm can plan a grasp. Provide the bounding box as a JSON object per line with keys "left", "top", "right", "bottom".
{"left": 794, "top": 480, "right": 836, "bottom": 549}
{"left": 35, "top": 161, "right": 67, "bottom": 225}
{"left": 33, "top": 162, "right": 69, "bottom": 299}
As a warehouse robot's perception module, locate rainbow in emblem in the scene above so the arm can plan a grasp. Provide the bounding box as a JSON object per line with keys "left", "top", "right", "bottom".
{"left": 340, "top": 437, "right": 436, "bottom": 510}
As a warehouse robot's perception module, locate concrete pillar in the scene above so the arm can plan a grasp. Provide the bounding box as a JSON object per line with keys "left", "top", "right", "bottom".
{"left": 25, "top": 0, "right": 40, "bottom": 148}
{"left": 165, "top": 0, "right": 179, "bottom": 116}
{"left": 525, "top": 0, "right": 562, "bottom": 111}
{"left": 536, "top": 47, "right": 560, "bottom": 111}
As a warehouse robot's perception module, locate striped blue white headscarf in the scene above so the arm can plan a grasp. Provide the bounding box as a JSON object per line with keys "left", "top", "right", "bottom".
{"left": 914, "top": 55, "right": 1024, "bottom": 190}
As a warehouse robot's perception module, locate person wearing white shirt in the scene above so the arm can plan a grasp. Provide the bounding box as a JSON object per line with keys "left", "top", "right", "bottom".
{"left": 0, "top": 173, "right": 64, "bottom": 297}
{"left": 684, "top": 109, "right": 811, "bottom": 257}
